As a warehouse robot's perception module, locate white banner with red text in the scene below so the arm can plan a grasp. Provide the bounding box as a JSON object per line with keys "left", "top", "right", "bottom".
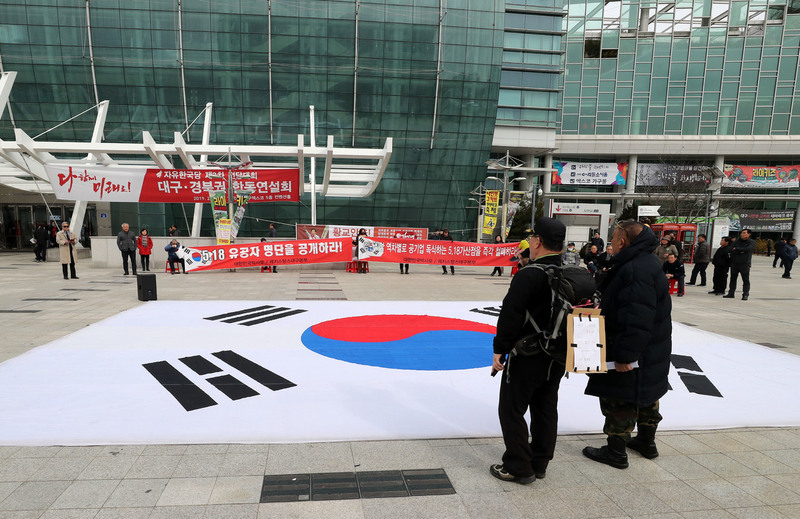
{"left": 175, "top": 238, "right": 352, "bottom": 272}
{"left": 45, "top": 165, "right": 300, "bottom": 202}
{"left": 356, "top": 236, "right": 520, "bottom": 266}
{"left": 296, "top": 224, "right": 428, "bottom": 240}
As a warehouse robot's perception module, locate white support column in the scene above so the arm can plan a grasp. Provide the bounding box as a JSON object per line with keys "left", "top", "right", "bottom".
{"left": 793, "top": 205, "right": 800, "bottom": 243}
{"left": 309, "top": 105, "right": 317, "bottom": 225}
{"left": 70, "top": 100, "right": 109, "bottom": 247}
{"left": 0, "top": 71, "right": 17, "bottom": 121}
{"left": 191, "top": 102, "right": 213, "bottom": 237}
{"left": 543, "top": 153, "right": 553, "bottom": 215}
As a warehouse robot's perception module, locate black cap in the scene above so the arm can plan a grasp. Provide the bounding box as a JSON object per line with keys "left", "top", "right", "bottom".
{"left": 533, "top": 217, "right": 566, "bottom": 244}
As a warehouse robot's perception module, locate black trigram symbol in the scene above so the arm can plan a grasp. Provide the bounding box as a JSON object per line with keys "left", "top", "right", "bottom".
{"left": 143, "top": 350, "right": 296, "bottom": 411}
{"left": 204, "top": 305, "right": 307, "bottom": 326}
{"left": 470, "top": 306, "right": 502, "bottom": 317}
{"left": 671, "top": 354, "right": 723, "bottom": 398}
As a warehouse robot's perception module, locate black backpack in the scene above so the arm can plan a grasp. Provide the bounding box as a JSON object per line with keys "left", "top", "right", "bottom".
{"left": 512, "top": 264, "right": 599, "bottom": 363}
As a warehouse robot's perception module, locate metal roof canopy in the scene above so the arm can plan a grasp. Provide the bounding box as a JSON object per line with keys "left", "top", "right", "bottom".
{"left": 0, "top": 72, "right": 392, "bottom": 199}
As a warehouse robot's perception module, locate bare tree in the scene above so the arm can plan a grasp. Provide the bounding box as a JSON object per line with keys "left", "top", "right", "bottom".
{"left": 636, "top": 160, "right": 715, "bottom": 223}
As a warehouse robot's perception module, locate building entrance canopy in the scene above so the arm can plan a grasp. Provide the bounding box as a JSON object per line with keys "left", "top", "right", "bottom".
{"left": 0, "top": 72, "right": 392, "bottom": 199}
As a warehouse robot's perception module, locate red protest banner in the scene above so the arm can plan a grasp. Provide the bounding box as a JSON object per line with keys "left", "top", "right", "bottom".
{"left": 176, "top": 238, "right": 351, "bottom": 272}
{"left": 356, "top": 236, "right": 521, "bottom": 266}
{"left": 140, "top": 168, "right": 300, "bottom": 203}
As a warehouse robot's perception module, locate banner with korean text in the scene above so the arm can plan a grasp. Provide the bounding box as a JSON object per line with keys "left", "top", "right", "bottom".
{"left": 175, "top": 238, "right": 352, "bottom": 272}
{"left": 722, "top": 164, "right": 800, "bottom": 188}
{"left": 553, "top": 162, "right": 627, "bottom": 186}
{"left": 45, "top": 165, "right": 300, "bottom": 202}
{"left": 356, "top": 237, "right": 520, "bottom": 266}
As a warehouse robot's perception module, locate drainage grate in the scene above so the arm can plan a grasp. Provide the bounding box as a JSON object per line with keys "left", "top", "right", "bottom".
{"left": 260, "top": 469, "right": 455, "bottom": 503}
{"left": 60, "top": 288, "right": 110, "bottom": 292}
{"left": 0, "top": 310, "right": 41, "bottom": 313}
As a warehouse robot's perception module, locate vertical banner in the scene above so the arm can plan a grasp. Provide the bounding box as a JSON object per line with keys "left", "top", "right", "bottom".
{"left": 210, "top": 190, "right": 228, "bottom": 240}
{"left": 230, "top": 189, "right": 253, "bottom": 239}
{"left": 216, "top": 219, "right": 232, "bottom": 245}
{"left": 482, "top": 190, "right": 500, "bottom": 239}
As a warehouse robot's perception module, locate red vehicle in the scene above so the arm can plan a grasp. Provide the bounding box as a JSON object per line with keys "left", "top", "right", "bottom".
{"left": 650, "top": 223, "right": 697, "bottom": 263}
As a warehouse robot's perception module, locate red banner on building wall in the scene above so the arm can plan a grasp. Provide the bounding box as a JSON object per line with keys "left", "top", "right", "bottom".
{"left": 45, "top": 165, "right": 300, "bottom": 203}
{"left": 176, "top": 238, "right": 351, "bottom": 272}
{"left": 356, "top": 237, "right": 521, "bottom": 266}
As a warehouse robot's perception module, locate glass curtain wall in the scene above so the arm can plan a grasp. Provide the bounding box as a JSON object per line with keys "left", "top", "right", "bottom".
{"left": 0, "top": 0, "right": 505, "bottom": 239}
{"left": 560, "top": 0, "right": 800, "bottom": 136}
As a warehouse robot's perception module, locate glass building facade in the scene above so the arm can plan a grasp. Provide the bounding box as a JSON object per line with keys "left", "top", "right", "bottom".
{"left": 560, "top": 0, "right": 800, "bottom": 136}
{"left": 0, "top": 0, "right": 504, "bottom": 240}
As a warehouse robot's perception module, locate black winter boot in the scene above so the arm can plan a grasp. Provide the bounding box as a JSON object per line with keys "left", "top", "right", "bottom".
{"left": 582, "top": 436, "right": 629, "bottom": 469}
{"left": 627, "top": 425, "right": 659, "bottom": 459}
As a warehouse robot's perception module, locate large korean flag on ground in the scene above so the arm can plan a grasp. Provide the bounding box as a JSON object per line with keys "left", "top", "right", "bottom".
{"left": 0, "top": 301, "right": 799, "bottom": 446}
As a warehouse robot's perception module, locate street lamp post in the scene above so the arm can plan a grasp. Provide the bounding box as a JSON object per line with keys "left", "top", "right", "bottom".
{"left": 531, "top": 185, "right": 543, "bottom": 232}
{"left": 485, "top": 151, "right": 526, "bottom": 241}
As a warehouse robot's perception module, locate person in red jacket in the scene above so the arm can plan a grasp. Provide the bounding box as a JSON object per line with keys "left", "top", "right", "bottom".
{"left": 137, "top": 229, "right": 153, "bottom": 272}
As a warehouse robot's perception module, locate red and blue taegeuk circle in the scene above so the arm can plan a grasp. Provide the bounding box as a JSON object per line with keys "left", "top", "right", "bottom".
{"left": 300, "top": 314, "right": 495, "bottom": 370}
{"left": 191, "top": 252, "right": 203, "bottom": 262}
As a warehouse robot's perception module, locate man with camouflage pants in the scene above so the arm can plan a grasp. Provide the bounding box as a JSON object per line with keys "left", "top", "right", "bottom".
{"left": 582, "top": 220, "right": 672, "bottom": 469}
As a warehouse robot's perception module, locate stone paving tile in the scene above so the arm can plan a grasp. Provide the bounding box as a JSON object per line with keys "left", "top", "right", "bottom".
{"left": 629, "top": 513, "right": 682, "bottom": 519}
{"left": 766, "top": 473, "right": 800, "bottom": 494}
{"left": 0, "top": 511, "right": 41, "bottom": 519}
{"left": 0, "top": 448, "right": 20, "bottom": 460}
{"left": 728, "top": 475, "right": 800, "bottom": 505}
{"left": 653, "top": 454, "right": 720, "bottom": 480}
{"left": 208, "top": 476, "right": 262, "bottom": 504}
{"left": 510, "top": 487, "right": 580, "bottom": 519}
{"left": 50, "top": 479, "right": 120, "bottom": 509}
{"left": 77, "top": 455, "right": 137, "bottom": 480}
{"left": 461, "top": 492, "right": 525, "bottom": 518}
{"left": 693, "top": 432, "right": 752, "bottom": 453}
{"left": 9, "top": 446, "right": 63, "bottom": 459}
{"left": 148, "top": 504, "right": 207, "bottom": 519}
{"left": 257, "top": 500, "right": 365, "bottom": 519}
{"left": 360, "top": 494, "right": 467, "bottom": 519}
{"left": 351, "top": 440, "right": 441, "bottom": 472}
{"left": 764, "top": 448, "right": 800, "bottom": 470}
{"left": 689, "top": 453, "right": 759, "bottom": 477}
{"left": 171, "top": 454, "right": 226, "bottom": 478}
{"left": 728, "top": 506, "right": 796, "bottom": 519}
{"left": 30, "top": 457, "right": 93, "bottom": 481}
{"left": 430, "top": 444, "right": 486, "bottom": 469}
{"left": 642, "top": 480, "right": 719, "bottom": 512}
{"left": 54, "top": 446, "right": 105, "bottom": 458}
{"left": 103, "top": 478, "right": 168, "bottom": 508}
{"left": 659, "top": 434, "right": 720, "bottom": 455}
{"left": 680, "top": 510, "right": 736, "bottom": 518}
{"left": 532, "top": 461, "right": 593, "bottom": 489}
{"left": 691, "top": 478, "right": 765, "bottom": 508}
{"left": 771, "top": 504, "right": 800, "bottom": 518}
{"left": 0, "top": 480, "right": 70, "bottom": 510}
{"left": 595, "top": 482, "right": 672, "bottom": 516}
{"left": 40, "top": 508, "right": 99, "bottom": 518}
{"left": 217, "top": 453, "right": 268, "bottom": 477}
{"left": 140, "top": 445, "right": 189, "bottom": 457}
{"left": 184, "top": 444, "right": 229, "bottom": 455}
{"left": 266, "top": 442, "right": 355, "bottom": 474}
{"left": 124, "top": 454, "right": 181, "bottom": 479}
{"left": 94, "top": 507, "right": 152, "bottom": 519}
{"left": 442, "top": 465, "right": 505, "bottom": 494}
{"left": 204, "top": 503, "right": 260, "bottom": 519}
{"left": 156, "top": 477, "right": 216, "bottom": 506}
{"left": 726, "top": 431, "right": 792, "bottom": 451}
{"left": 726, "top": 450, "right": 796, "bottom": 475}
{"left": 763, "top": 430, "right": 800, "bottom": 449}
{"left": 0, "top": 484, "right": 18, "bottom": 506}
{"left": 554, "top": 484, "right": 626, "bottom": 519}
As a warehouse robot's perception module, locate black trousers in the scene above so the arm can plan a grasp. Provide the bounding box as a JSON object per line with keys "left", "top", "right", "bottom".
{"left": 121, "top": 250, "right": 137, "bottom": 274}
{"left": 712, "top": 266, "right": 728, "bottom": 293}
{"left": 141, "top": 254, "right": 150, "bottom": 271}
{"left": 784, "top": 258, "right": 794, "bottom": 277}
{"left": 498, "top": 355, "right": 563, "bottom": 477}
{"left": 35, "top": 243, "right": 47, "bottom": 261}
{"left": 62, "top": 245, "right": 77, "bottom": 278}
{"left": 728, "top": 263, "right": 751, "bottom": 296}
{"left": 169, "top": 257, "right": 185, "bottom": 273}
{"left": 689, "top": 262, "right": 708, "bottom": 284}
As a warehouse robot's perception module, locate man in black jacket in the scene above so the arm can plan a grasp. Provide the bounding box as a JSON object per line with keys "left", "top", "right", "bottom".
{"left": 724, "top": 228, "right": 756, "bottom": 300}
{"left": 583, "top": 220, "right": 672, "bottom": 469}
{"left": 708, "top": 236, "right": 732, "bottom": 295}
{"left": 687, "top": 233, "right": 710, "bottom": 286}
{"left": 489, "top": 217, "right": 567, "bottom": 485}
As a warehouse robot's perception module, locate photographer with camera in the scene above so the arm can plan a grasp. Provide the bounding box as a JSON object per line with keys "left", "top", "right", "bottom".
{"left": 489, "top": 217, "right": 567, "bottom": 485}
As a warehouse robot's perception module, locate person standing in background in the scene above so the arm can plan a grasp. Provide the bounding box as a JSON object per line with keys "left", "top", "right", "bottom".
{"left": 687, "top": 234, "right": 710, "bottom": 286}
{"left": 34, "top": 223, "right": 49, "bottom": 262}
{"left": 137, "top": 229, "right": 153, "bottom": 272}
{"left": 116, "top": 223, "right": 138, "bottom": 276}
{"left": 708, "top": 236, "right": 732, "bottom": 295}
{"left": 724, "top": 228, "right": 756, "bottom": 301}
{"left": 56, "top": 222, "right": 78, "bottom": 280}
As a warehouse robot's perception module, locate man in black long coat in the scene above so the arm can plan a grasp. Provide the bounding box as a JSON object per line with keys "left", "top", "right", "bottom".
{"left": 708, "top": 236, "right": 732, "bottom": 295}
{"left": 583, "top": 220, "right": 672, "bottom": 469}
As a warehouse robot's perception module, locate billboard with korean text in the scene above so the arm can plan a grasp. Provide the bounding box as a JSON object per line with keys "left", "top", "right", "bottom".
{"left": 553, "top": 162, "right": 627, "bottom": 186}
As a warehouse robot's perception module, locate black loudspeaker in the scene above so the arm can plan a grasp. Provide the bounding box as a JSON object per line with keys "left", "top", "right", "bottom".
{"left": 137, "top": 273, "right": 157, "bottom": 301}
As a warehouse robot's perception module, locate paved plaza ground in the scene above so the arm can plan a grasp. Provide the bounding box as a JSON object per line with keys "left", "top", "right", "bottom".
{"left": 1, "top": 251, "right": 799, "bottom": 518}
